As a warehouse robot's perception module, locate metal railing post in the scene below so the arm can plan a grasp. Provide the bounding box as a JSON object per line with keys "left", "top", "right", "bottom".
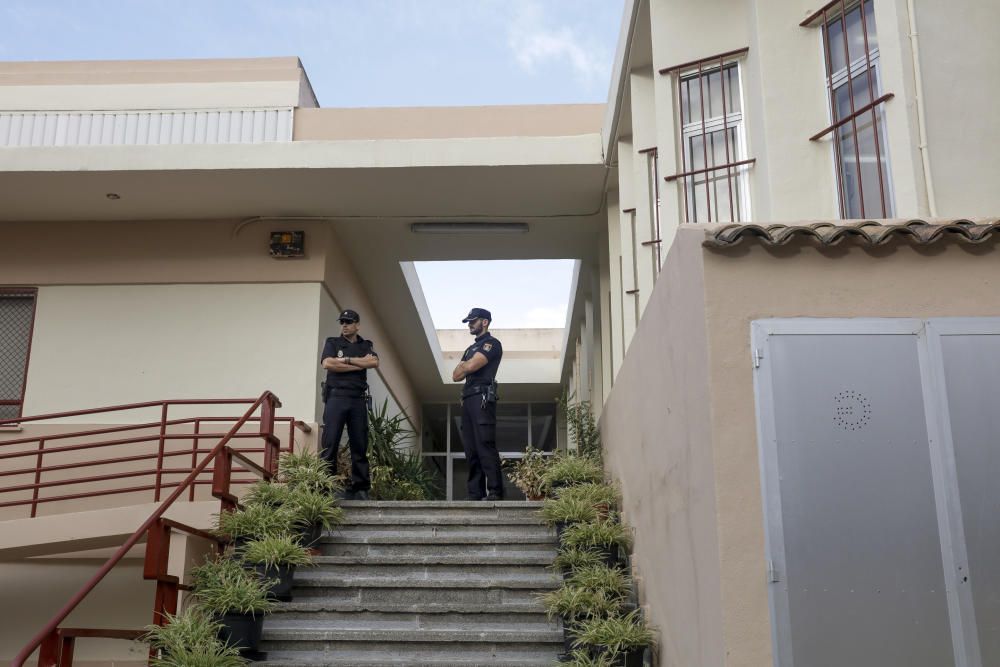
{"left": 31, "top": 439, "right": 45, "bottom": 518}
{"left": 153, "top": 404, "right": 168, "bottom": 502}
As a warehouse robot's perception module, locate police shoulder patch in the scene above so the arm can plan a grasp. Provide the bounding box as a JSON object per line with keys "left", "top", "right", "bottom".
{"left": 483, "top": 343, "right": 493, "bottom": 352}
{"left": 337, "top": 349, "right": 344, "bottom": 358}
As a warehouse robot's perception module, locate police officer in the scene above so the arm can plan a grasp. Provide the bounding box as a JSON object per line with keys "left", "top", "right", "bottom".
{"left": 320, "top": 309, "right": 379, "bottom": 500}
{"left": 452, "top": 307, "right": 504, "bottom": 500}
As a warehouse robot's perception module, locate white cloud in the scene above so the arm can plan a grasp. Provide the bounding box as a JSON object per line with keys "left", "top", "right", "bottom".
{"left": 506, "top": 1, "right": 609, "bottom": 85}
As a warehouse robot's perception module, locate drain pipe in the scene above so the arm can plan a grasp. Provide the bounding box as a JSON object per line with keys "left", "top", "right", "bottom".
{"left": 907, "top": 0, "right": 938, "bottom": 217}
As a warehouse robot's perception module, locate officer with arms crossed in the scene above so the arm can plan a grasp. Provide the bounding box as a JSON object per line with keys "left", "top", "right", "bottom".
{"left": 452, "top": 307, "right": 504, "bottom": 500}
{"left": 320, "top": 309, "right": 379, "bottom": 500}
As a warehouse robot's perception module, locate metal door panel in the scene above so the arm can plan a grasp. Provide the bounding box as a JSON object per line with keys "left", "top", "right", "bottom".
{"left": 938, "top": 332, "right": 1000, "bottom": 665}
{"left": 759, "top": 326, "right": 954, "bottom": 667}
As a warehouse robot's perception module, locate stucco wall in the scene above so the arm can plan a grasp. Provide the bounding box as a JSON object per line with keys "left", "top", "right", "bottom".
{"left": 22, "top": 283, "right": 321, "bottom": 421}
{"left": 0, "top": 559, "right": 152, "bottom": 666}
{"left": 600, "top": 230, "right": 725, "bottom": 667}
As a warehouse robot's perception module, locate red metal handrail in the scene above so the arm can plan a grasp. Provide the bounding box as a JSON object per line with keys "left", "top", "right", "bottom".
{"left": 0, "top": 399, "right": 308, "bottom": 517}
{"left": 12, "top": 391, "right": 282, "bottom": 667}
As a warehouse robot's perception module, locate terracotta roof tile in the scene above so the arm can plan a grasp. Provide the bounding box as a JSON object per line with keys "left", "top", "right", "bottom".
{"left": 703, "top": 219, "right": 1000, "bottom": 248}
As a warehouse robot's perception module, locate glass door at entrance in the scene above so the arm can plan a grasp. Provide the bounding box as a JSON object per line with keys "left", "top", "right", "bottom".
{"left": 421, "top": 401, "right": 558, "bottom": 500}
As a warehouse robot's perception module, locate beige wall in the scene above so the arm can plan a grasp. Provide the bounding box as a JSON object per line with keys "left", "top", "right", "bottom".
{"left": 0, "top": 560, "right": 152, "bottom": 666}
{"left": 600, "top": 230, "right": 725, "bottom": 667}
{"left": 600, "top": 223, "right": 1000, "bottom": 666}
{"left": 294, "top": 104, "right": 604, "bottom": 141}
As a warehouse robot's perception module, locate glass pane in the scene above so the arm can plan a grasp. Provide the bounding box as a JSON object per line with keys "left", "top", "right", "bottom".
{"left": 687, "top": 127, "right": 743, "bottom": 223}
{"left": 451, "top": 456, "right": 525, "bottom": 501}
{"left": 681, "top": 76, "right": 702, "bottom": 125}
{"left": 706, "top": 69, "right": 723, "bottom": 119}
{"left": 496, "top": 403, "right": 528, "bottom": 453}
{"left": 836, "top": 107, "right": 891, "bottom": 218}
{"left": 450, "top": 402, "right": 462, "bottom": 453}
{"left": 530, "top": 402, "right": 558, "bottom": 452}
{"left": 826, "top": 16, "right": 847, "bottom": 75}
{"left": 421, "top": 404, "right": 448, "bottom": 453}
{"left": 726, "top": 64, "right": 741, "bottom": 114}
{"left": 844, "top": 3, "right": 865, "bottom": 68}
{"left": 0, "top": 295, "right": 34, "bottom": 414}
{"left": 422, "top": 455, "right": 447, "bottom": 500}
{"left": 864, "top": 0, "right": 878, "bottom": 51}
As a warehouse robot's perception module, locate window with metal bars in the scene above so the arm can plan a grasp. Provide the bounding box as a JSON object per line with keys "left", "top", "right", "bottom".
{"left": 661, "top": 49, "right": 754, "bottom": 224}
{"left": 807, "top": 0, "right": 894, "bottom": 219}
{"left": 0, "top": 289, "right": 37, "bottom": 421}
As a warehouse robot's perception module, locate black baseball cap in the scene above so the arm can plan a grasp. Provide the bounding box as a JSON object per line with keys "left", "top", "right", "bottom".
{"left": 462, "top": 307, "right": 492, "bottom": 323}
{"left": 338, "top": 309, "right": 360, "bottom": 323}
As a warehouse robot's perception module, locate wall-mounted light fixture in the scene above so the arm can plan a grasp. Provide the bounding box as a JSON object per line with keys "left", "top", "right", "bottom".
{"left": 410, "top": 222, "right": 529, "bottom": 234}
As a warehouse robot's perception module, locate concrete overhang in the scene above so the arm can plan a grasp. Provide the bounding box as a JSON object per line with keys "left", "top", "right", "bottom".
{"left": 0, "top": 135, "right": 605, "bottom": 222}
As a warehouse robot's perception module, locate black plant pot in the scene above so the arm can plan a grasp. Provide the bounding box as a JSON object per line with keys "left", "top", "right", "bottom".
{"left": 560, "top": 619, "right": 578, "bottom": 654}
{"left": 555, "top": 521, "right": 568, "bottom": 543}
{"left": 254, "top": 562, "right": 296, "bottom": 602}
{"left": 598, "top": 543, "right": 622, "bottom": 568}
{"left": 216, "top": 610, "right": 264, "bottom": 655}
{"left": 590, "top": 645, "right": 645, "bottom": 667}
{"left": 298, "top": 521, "right": 324, "bottom": 548}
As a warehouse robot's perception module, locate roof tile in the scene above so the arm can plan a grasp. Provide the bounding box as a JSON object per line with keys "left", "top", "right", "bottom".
{"left": 703, "top": 219, "right": 1000, "bottom": 248}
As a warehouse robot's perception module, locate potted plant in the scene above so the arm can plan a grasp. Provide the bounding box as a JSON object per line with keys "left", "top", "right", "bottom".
{"left": 560, "top": 648, "right": 617, "bottom": 667}
{"left": 276, "top": 450, "right": 340, "bottom": 494}
{"left": 190, "top": 555, "right": 275, "bottom": 655}
{"left": 503, "top": 446, "right": 550, "bottom": 500}
{"left": 574, "top": 609, "right": 655, "bottom": 667}
{"left": 241, "top": 533, "right": 314, "bottom": 601}
{"left": 566, "top": 564, "right": 631, "bottom": 600}
{"left": 241, "top": 480, "right": 291, "bottom": 508}
{"left": 555, "top": 482, "right": 618, "bottom": 519}
{"left": 541, "top": 453, "right": 603, "bottom": 492}
{"left": 284, "top": 486, "right": 345, "bottom": 547}
{"left": 552, "top": 547, "right": 606, "bottom": 578}
{"left": 561, "top": 517, "right": 633, "bottom": 567}
{"left": 214, "top": 504, "right": 297, "bottom": 549}
{"left": 541, "top": 585, "right": 625, "bottom": 657}
{"left": 142, "top": 606, "right": 246, "bottom": 667}
{"left": 540, "top": 495, "right": 599, "bottom": 540}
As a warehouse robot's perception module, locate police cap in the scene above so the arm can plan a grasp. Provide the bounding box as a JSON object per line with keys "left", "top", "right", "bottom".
{"left": 338, "top": 309, "right": 360, "bottom": 323}
{"left": 462, "top": 307, "right": 492, "bottom": 323}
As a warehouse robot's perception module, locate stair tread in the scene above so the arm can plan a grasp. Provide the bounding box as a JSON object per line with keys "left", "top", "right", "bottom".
{"left": 311, "top": 554, "right": 554, "bottom": 565}
{"left": 271, "top": 602, "right": 547, "bottom": 614}
{"left": 254, "top": 656, "right": 558, "bottom": 667}
{"left": 262, "top": 628, "right": 562, "bottom": 641}
{"left": 321, "top": 535, "right": 555, "bottom": 545}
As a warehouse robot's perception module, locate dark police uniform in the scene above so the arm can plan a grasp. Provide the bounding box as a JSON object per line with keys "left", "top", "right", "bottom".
{"left": 460, "top": 330, "right": 504, "bottom": 500}
{"left": 320, "top": 331, "right": 376, "bottom": 493}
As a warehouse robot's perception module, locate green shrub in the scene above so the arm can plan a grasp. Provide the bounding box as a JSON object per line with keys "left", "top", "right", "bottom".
{"left": 190, "top": 555, "right": 275, "bottom": 616}
{"left": 503, "top": 447, "right": 550, "bottom": 500}
{"left": 552, "top": 547, "right": 606, "bottom": 573}
{"left": 241, "top": 480, "right": 290, "bottom": 508}
{"left": 555, "top": 482, "right": 618, "bottom": 511}
{"left": 367, "top": 400, "right": 441, "bottom": 500}
{"left": 240, "top": 534, "right": 314, "bottom": 568}
{"left": 214, "top": 504, "right": 296, "bottom": 542}
{"left": 540, "top": 494, "right": 599, "bottom": 526}
{"left": 285, "top": 486, "right": 345, "bottom": 529}
{"left": 540, "top": 585, "right": 624, "bottom": 622}
{"left": 562, "top": 517, "right": 633, "bottom": 553}
{"left": 371, "top": 465, "right": 425, "bottom": 500}
{"left": 574, "top": 609, "right": 655, "bottom": 654}
{"left": 142, "top": 607, "right": 245, "bottom": 667}
{"left": 276, "top": 450, "right": 339, "bottom": 493}
{"left": 541, "top": 453, "right": 603, "bottom": 490}
{"left": 567, "top": 564, "right": 631, "bottom": 598}
{"left": 560, "top": 649, "right": 617, "bottom": 667}
{"left": 559, "top": 394, "right": 602, "bottom": 459}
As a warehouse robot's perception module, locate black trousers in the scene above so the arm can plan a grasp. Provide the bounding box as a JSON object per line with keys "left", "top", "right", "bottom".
{"left": 320, "top": 395, "right": 370, "bottom": 491}
{"left": 460, "top": 394, "right": 504, "bottom": 499}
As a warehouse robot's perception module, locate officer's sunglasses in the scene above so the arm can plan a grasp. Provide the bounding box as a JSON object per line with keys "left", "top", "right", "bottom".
{"left": 338, "top": 319, "right": 357, "bottom": 325}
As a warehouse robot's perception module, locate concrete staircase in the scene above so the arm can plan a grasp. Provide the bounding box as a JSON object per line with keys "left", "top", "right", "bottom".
{"left": 255, "top": 501, "right": 563, "bottom": 667}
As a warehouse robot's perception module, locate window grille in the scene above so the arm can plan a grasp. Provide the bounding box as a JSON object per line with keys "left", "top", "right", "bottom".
{"left": 660, "top": 48, "right": 754, "bottom": 224}
{"left": 806, "top": 0, "right": 893, "bottom": 218}
{"left": 638, "top": 147, "right": 663, "bottom": 270}
{"left": 0, "top": 289, "right": 37, "bottom": 421}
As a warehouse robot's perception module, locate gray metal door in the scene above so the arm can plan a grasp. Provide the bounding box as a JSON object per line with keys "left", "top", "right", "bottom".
{"left": 927, "top": 320, "right": 1000, "bottom": 666}
{"left": 753, "top": 320, "right": 955, "bottom": 667}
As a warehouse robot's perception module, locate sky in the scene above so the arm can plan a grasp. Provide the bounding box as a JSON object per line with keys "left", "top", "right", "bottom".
{"left": 414, "top": 260, "right": 577, "bottom": 330}
{"left": 0, "top": 1, "right": 624, "bottom": 328}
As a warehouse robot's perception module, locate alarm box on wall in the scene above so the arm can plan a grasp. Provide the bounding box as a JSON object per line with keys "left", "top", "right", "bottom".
{"left": 269, "top": 231, "right": 305, "bottom": 258}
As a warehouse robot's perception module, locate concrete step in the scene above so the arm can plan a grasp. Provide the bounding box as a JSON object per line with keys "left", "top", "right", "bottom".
{"left": 289, "top": 584, "right": 551, "bottom": 607}
{"left": 298, "top": 563, "right": 550, "bottom": 580}
{"left": 269, "top": 601, "right": 548, "bottom": 616}
{"left": 312, "top": 553, "right": 555, "bottom": 566}
{"left": 341, "top": 501, "right": 544, "bottom": 521}
{"left": 260, "top": 627, "right": 561, "bottom": 645}
{"left": 267, "top": 609, "right": 553, "bottom": 628}
{"left": 293, "top": 570, "right": 560, "bottom": 590}
{"left": 339, "top": 515, "right": 545, "bottom": 527}
{"left": 327, "top": 524, "right": 554, "bottom": 540}
{"left": 318, "top": 539, "right": 556, "bottom": 558}
{"left": 254, "top": 647, "right": 559, "bottom": 667}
